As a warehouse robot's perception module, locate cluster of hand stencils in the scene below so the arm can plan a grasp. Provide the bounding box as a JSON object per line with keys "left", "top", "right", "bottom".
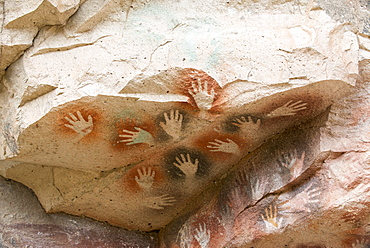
{"left": 62, "top": 71, "right": 307, "bottom": 215}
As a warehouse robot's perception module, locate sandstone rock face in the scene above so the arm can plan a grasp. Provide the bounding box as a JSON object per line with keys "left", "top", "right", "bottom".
{"left": 0, "top": 0, "right": 369, "bottom": 247}
{"left": 160, "top": 89, "right": 370, "bottom": 247}
{"left": 0, "top": 0, "right": 84, "bottom": 81}
{"left": 0, "top": 175, "right": 158, "bottom": 247}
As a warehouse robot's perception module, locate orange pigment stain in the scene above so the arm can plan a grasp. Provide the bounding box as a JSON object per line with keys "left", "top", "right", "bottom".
{"left": 172, "top": 68, "right": 222, "bottom": 110}
{"left": 54, "top": 103, "right": 104, "bottom": 143}
{"left": 340, "top": 205, "right": 370, "bottom": 223}
{"left": 171, "top": 102, "right": 199, "bottom": 115}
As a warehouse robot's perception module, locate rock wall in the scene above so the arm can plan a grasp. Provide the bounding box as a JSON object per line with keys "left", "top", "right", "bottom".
{"left": 0, "top": 0, "right": 369, "bottom": 247}
{"left": 0, "top": 176, "right": 158, "bottom": 247}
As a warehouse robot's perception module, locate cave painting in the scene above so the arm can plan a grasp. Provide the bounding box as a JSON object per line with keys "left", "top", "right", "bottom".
{"left": 277, "top": 149, "right": 306, "bottom": 181}
{"left": 159, "top": 120, "right": 329, "bottom": 247}
{"left": 134, "top": 166, "right": 176, "bottom": 210}
{"left": 173, "top": 153, "right": 199, "bottom": 180}
{"left": 159, "top": 109, "right": 184, "bottom": 141}
{"left": 266, "top": 100, "right": 307, "bottom": 117}
{"left": 232, "top": 116, "right": 261, "bottom": 138}
{"left": 261, "top": 204, "right": 283, "bottom": 233}
{"left": 135, "top": 167, "right": 156, "bottom": 191}
{"left": 189, "top": 79, "right": 216, "bottom": 111}
{"left": 16, "top": 67, "right": 345, "bottom": 232}
{"left": 207, "top": 138, "right": 240, "bottom": 154}
{"left": 278, "top": 183, "right": 321, "bottom": 214}
{"left": 64, "top": 111, "right": 94, "bottom": 140}
{"left": 141, "top": 194, "right": 176, "bottom": 210}
{"left": 250, "top": 176, "right": 269, "bottom": 202}
{"left": 352, "top": 238, "right": 370, "bottom": 248}
{"left": 194, "top": 223, "right": 211, "bottom": 248}
{"left": 119, "top": 126, "right": 155, "bottom": 145}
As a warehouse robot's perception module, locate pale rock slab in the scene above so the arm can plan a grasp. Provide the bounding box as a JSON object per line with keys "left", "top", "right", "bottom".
{"left": 4, "top": 0, "right": 83, "bottom": 28}
{"left": 0, "top": 0, "right": 84, "bottom": 81}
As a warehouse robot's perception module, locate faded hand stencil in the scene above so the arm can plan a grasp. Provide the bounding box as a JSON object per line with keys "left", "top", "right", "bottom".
{"left": 352, "top": 238, "right": 370, "bottom": 248}
{"left": 188, "top": 79, "right": 216, "bottom": 111}
{"left": 327, "top": 152, "right": 370, "bottom": 190}
{"left": 173, "top": 153, "right": 199, "bottom": 179}
{"left": 119, "top": 127, "right": 154, "bottom": 145}
{"left": 261, "top": 204, "right": 283, "bottom": 233}
{"left": 230, "top": 164, "right": 269, "bottom": 206}
{"left": 232, "top": 116, "right": 261, "bottom": 137}
{"left": 226, "top": 185, "right": 247, "bottom": 216}
{"left": 207, "top": 138, "right": 240, "bottom": 154}
{"left": 133, "top": 166, "right": 176, "bottom": 210}
{"left": 279, "top": 183, "right": 321, "bottom": 214}
{"left": 175, "top": 211, "right": 226, "bottom": 248}
{"left": 267, "top": 100, "right": 307, "bottom": 117}
{"left": 277, "top": 149, "right": 306, "bottom": 180}
{"left": 250, "top": 175, "right": 269, "bottom": 202}
{"left": 135, "top": 167, "right": 155, "bottom": 191}
{"left": 194, "top": 223, "right": 211, "bottom": 248}
{"left": 64, "top": 111, "right": 93, "bottom": 140}
{"left": 159, "top": 109, "right": 183, "bottom": 141}
{"left": 177, "top": 224, "right": 192, "bottom": 248}
{"left": 222, "top": 165, "right": 270, "bottom": 219}
{"left": 141, "top": 194, "right": 176, "bottom": 210}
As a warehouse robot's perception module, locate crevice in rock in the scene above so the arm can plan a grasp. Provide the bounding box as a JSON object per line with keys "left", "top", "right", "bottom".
{"left": 289, "top": 76, "right": 308, "bottom": 80}
{"left": 30, "top": 34, "right": 110, "bottom": 57}
{"left": 170, "top": 23, "right": 186, "bottom": 32}
{"left": 51, "top": 167, "right": 63, "bottom": 198}
{"left": 19, "top": 84, "right": 57, "bottom": 107}
{"left": 360, "top": 43, "right": 370, "bottom": 53}
{"left": 0, "top": 0, "right": 5, "bottom": 73}
{"left": 3, "top": 123, "right": 19, "bottom": 156}
{"left": 123, "top": 0, "right": 134, "bottom": 30}
{"left": 142, "top": 40, "right": 173, "bottom": 72}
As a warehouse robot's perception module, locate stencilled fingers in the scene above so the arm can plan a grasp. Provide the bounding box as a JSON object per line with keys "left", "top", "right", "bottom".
{"left": 64, "top": 111, "right": 93, "bottom": 137}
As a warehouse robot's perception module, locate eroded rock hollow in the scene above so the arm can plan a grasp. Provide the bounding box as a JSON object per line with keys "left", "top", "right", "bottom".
{"left": 1, "top": 0, "right": 370, "bottom": 247}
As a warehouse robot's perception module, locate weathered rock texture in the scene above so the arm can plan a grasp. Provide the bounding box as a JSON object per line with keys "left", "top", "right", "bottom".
{"left": 0, "top": 175, "right": 158, "bottom": 247}
{"left": 1, "top": 0, "right": 370, "bottom": 247}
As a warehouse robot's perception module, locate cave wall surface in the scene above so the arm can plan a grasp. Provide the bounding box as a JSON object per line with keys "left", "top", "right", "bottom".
{"left": 0, "top": 0, "right": 370, "bottom": 247}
